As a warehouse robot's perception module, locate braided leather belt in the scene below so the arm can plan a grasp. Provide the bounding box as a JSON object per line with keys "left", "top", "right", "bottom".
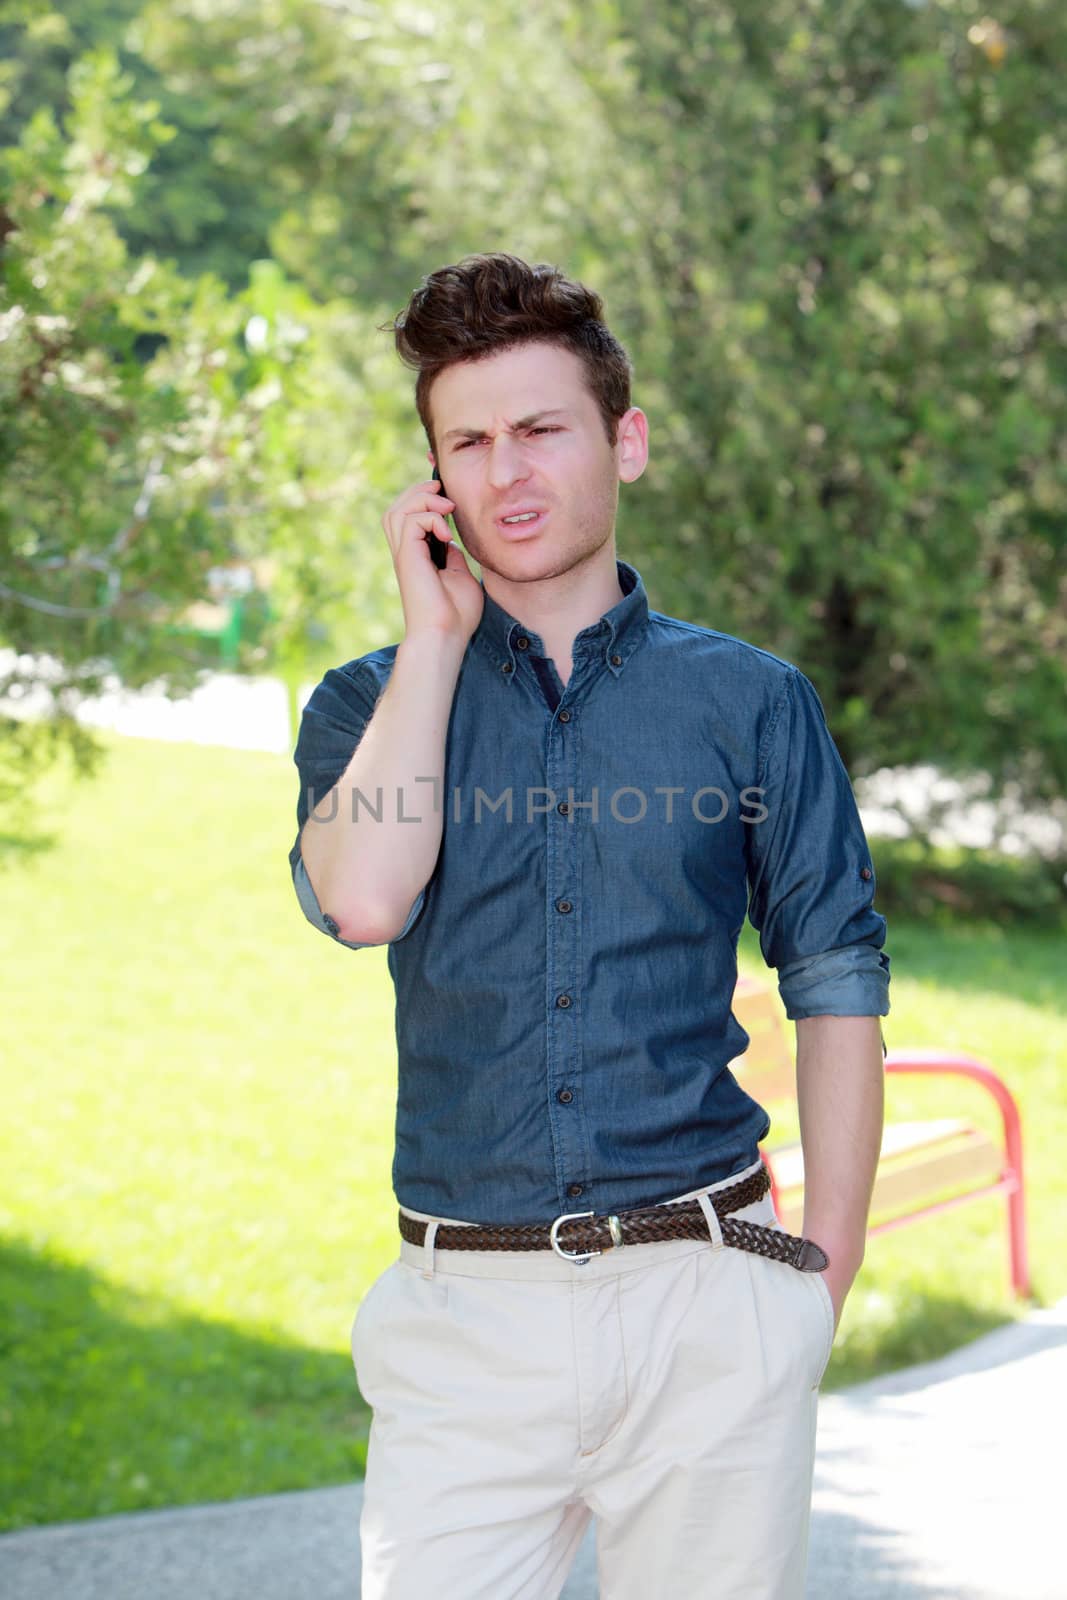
{"left": 398, "top": 1163, "right": 830, "bottom": 1272}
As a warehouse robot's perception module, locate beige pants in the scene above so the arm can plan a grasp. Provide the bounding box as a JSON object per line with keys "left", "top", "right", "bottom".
{"left": 351, "top": 1155, "right": 836, "bottom": 1599}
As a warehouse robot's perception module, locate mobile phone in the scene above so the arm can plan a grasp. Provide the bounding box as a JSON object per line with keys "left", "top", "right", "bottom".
{"left": 428, "top": 470, "right": 452, "bottom": 570}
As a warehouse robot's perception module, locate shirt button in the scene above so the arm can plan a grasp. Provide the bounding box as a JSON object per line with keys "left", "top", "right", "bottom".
{"left": 501, "top": 662, "right": 514, "bottom": 674}
{"left": 515, "top": 635, "right": 530, "bottom": 650}
{"left": 610, "top": 653, "right": 622, "bottom": 666}
{"left": 861, "top": 866, "right": 872, "bottom": 880}
{"left": 567, "top": 1183, "right": 584, "bottom": 1198}
{"left": 556, "top": 899, "right": 572, "bottom": 914}
{"left": 557, "top": 800, "right": 570, "bottom": 815}
{"left": 558, "top": 709, "right": 571, "bottom": 723}
{"left": 556, "top": 994, "right": 572, "bottom": 1009}
{"left": 557, "top": 1088, "right": 574, "bottom": 1104}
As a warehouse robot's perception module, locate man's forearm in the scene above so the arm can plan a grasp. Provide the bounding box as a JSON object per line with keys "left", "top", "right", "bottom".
{"left": 300, "top": 630, "right": 467, "bottom": 942}
{"left": 795, "top": 1014, "right": 885, "bottom": 1272}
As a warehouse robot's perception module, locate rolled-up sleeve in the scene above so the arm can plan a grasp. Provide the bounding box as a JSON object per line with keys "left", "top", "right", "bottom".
{"left": 288, "top": 662, "right": 425, "bottom": 950}
{"left": 745, "top": 666, "right": 890, "bottom": 1020}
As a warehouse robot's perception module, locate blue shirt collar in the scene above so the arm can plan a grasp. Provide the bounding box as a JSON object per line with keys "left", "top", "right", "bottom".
{"left": 473, "top": 557, "right": 649, "bottom": 668}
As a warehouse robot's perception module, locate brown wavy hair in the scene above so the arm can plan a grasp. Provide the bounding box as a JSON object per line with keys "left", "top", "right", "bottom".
{"left": 384, "top": 252, "right": 634, "bottom": 461}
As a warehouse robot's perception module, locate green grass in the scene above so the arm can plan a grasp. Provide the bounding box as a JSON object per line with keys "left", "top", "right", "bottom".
{"left": 2, "top": 730, "right": 1065, "bottom": 1532}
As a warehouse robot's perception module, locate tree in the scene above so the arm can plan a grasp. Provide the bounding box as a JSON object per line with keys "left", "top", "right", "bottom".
{"left": 131, "top": 0, "right": 1067, "bottom": 811}
{"left": 583, "top": 0, "right": 1067, "bottom": 811}
{"left": 0, "top": 47, "right": 404, "bottom": 818}
{"left": 3, "top": 0, "right": 1064, "bottom": 836}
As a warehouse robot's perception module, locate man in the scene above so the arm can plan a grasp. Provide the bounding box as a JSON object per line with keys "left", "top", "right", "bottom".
{"left": 288, "top": 251, "right": 889, "bottom": 1599}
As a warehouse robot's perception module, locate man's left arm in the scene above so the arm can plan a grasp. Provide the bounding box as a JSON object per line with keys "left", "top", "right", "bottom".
{"left": 744, "top": 665, "right": 893, "bottom": 1330}
{"left": 795, "top": 1013, "right": 885, "bottom": 1331}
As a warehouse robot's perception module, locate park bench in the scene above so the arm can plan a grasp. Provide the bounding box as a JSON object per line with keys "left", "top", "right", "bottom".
{"left": 728, "top": 974, "right": 1031, "bottom": 1299}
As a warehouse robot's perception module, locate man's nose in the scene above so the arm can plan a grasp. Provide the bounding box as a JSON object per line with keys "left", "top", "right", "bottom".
{"left": 486, "top": 437, "right": 530, "bottom": 487}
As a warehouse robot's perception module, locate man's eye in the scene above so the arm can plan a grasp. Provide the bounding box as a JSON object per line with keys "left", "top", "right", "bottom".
{"left": 455, "top": 426, "right": 560, "bottom": 451}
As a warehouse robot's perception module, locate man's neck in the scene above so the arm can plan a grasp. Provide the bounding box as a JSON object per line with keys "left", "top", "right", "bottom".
{"left": 482, "top": 547, "right": 624, "bottom": 670}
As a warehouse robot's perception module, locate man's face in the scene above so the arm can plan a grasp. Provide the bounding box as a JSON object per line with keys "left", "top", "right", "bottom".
{"left": 427, "top": 340, "right": 646, "bottom": 585}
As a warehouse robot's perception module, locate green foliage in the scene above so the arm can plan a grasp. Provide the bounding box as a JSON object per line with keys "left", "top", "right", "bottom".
{"left": 870, "top": 835, "right": 1067, "bottom": 930}
{"left": 0, "top": 48, "right": 249, "bottom": 804}
{"left": 124, "top": 0, "right": 1067, "bottom": 805}
{"left": 0, "top": 43, "right": 404, "bottom": 810}
{"left": 0, "top": 0, "right": 275, "bottom": 283}
{"left": 588, "top": 0, "right": 1067, "bottom": 800}
{"left": 2, "top": 0, "right": 1065, "bottom": 821}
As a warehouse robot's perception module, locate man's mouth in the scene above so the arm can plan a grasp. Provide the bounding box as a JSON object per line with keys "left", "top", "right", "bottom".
{"left": 495, "top": 509, "right": 549, "bottom": 537}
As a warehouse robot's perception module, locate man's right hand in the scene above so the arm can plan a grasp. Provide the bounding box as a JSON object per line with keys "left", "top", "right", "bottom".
{"left": 382, "top": 478, "right": 484, "bottom": 645}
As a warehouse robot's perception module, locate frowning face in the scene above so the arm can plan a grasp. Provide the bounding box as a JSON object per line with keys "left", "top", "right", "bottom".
{"left": 427, "top": 339, "right": 647, "bottom": 586}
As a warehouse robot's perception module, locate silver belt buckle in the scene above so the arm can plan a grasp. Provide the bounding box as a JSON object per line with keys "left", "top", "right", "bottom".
{"left": 549, "top": 1209, "right": 601, "bottom": 1264}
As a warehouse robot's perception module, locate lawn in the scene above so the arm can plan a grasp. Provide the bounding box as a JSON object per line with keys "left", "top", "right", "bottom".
{"left": 1, "top": 729, "right": 1064, "bottom": 1532}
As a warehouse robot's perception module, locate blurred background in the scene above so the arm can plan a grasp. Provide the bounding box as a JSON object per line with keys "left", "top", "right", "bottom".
{"left": 1, "top": 0, "right": 1065, "bottom": 1538}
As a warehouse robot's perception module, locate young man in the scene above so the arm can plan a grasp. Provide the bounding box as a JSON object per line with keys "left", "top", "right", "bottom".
{"left": 289, "top": 252, "right": 890, "bottom": 1599}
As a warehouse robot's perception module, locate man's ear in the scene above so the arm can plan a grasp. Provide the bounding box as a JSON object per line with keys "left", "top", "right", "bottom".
{"left": 617, "top": 406, "right": 649, "bottom": 486}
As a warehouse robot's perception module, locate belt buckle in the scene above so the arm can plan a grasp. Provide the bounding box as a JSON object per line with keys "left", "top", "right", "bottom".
{"left": 549, "top": 1209, "right": 601, "bottom": 1263}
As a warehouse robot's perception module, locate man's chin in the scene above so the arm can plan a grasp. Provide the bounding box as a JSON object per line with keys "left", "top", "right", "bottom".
{"left": 477, "top": 548, "right": 562, "bottom": 583}
{"left": 463, "top": 524, "right": 609, "bottom": 584}
{"left": 466, "top": 534, "right": 549, "bottom": 573}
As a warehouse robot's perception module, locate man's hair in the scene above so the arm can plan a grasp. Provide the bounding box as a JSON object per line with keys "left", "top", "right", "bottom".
{"left": 384, "top": 252, "right": 634, "bottom": 460}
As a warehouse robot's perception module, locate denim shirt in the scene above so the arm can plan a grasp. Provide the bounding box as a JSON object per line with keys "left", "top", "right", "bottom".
{"left": 289, "top": 558, "right": 890, "bottom": 1224}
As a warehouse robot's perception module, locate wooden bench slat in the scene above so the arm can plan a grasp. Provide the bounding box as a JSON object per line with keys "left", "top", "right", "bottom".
{"left": 870, "top": 1131, "right": 1002, "bottom": 1219}
{"left": 767, "top": 1127, "right": 1002, "bottom": 1231}
{"left": 877, "top": 1118, "right": 976, "bottom": 1158}
{"left": 727, "top": 973, "right": 1030, "bottom": 1297}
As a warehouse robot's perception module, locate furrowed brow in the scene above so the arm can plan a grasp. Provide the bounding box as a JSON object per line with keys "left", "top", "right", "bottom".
{"left": 442, "top": 408, "right": 570, "bottom": 442}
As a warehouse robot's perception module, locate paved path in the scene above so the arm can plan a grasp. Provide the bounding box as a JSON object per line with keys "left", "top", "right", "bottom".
{"left": 3, "top": 1295, "right": 1063, "bottom": 1599}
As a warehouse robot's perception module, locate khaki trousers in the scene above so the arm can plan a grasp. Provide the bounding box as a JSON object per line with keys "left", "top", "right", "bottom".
{"left": 351, "top": 1155, "right": 836, "bottom": 1599}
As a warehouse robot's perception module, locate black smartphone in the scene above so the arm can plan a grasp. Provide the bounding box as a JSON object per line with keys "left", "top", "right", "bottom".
{"left": 428, "top": 470, "right": 452, "bottom": 570}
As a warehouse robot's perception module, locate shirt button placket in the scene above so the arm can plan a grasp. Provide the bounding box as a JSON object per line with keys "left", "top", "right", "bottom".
{"left": 546, "top": 696, "right": 586, "bottom": 1208}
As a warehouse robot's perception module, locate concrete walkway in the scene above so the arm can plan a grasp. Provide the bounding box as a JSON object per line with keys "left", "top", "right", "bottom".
{"left": 3, "top": 1295, "right": 1063, "bottom": 1599}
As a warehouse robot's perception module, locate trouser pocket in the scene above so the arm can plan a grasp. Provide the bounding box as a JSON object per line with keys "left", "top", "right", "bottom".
{"left": 351, "top": 1259, "right": 402, "bottom": 1397}
{"left": 737, "top": 1193, "right": 836, "bottom": 1392}
{"left": 805, "top": 1266, "right": 836, "bottom": 1389}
